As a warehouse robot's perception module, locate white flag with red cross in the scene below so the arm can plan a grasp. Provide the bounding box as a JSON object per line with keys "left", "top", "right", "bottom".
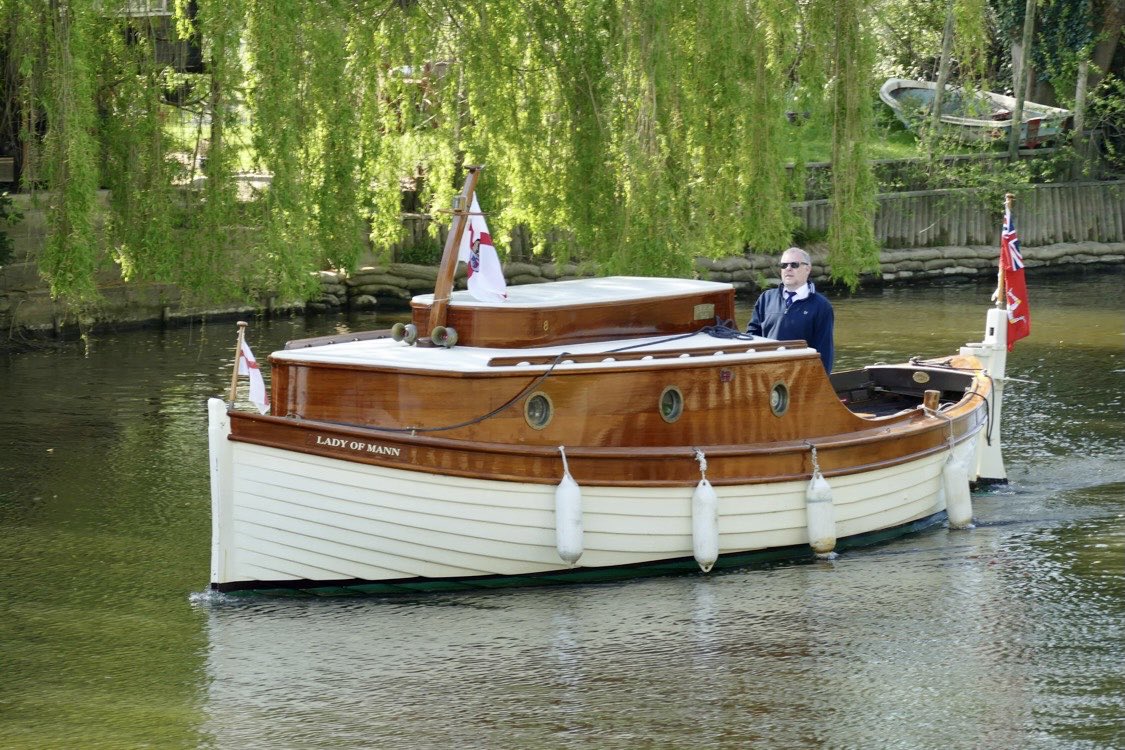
{"left": 457, "top": 195, "right": 508, "bottom": 303}
{"left": 238, "top": 340, "right": 271, "bottom": 414}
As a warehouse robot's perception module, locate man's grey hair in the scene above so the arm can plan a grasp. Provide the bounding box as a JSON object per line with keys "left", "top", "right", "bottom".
{"left": 782, "top": 247, "right": 812, "bottom": 265}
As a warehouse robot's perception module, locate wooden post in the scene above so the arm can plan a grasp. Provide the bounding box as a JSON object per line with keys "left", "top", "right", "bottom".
{"left": 426, "top": 166, "right": 482, "bottom": 336}
{"left": 228, "top": 321, "right": 248, "bottom": 405}
{"left": 923, "top": 389, "right": 941, "bottom": 411}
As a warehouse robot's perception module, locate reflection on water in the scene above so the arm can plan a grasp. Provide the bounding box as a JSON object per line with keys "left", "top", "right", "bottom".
{"left": 196, "top": 495, "right": 1122, "bottom": 749}
{"left": 1, "top": 269, "right": 1123, "bottom": 749}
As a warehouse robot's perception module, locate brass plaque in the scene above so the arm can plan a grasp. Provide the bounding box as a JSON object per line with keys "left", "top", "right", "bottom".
{"left": 694, "top": 303, "right": 715, "bottom": 321}
{"left": 912, "top": 371, "right": 931, "bottom": 384}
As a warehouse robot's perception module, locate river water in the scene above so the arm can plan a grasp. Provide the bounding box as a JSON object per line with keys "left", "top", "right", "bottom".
{"left": 1, "top": 269, "right": 1123, "bottom": 749}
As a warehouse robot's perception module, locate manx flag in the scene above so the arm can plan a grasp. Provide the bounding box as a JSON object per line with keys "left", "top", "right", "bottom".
{"left": 1000, "top": 204, "right": 1030, "bottom": 350}
{"left": 457, "top": 196, "right": 508, "bottom": 303}
{"left": 238, "top": 340, "right": 271, "bottom": 414}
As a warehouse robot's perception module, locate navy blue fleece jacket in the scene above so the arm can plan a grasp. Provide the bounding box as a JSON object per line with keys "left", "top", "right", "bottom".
{"left": 746, "top": 284, "right": 835, "bottom": 372}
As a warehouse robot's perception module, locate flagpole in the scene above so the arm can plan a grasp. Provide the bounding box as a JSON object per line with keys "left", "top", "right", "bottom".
{"left": 228, "top": 321, "right": 248, "bottom": 405}
{"left": 995, "top": 193, "right": 1014, "bottom": 309}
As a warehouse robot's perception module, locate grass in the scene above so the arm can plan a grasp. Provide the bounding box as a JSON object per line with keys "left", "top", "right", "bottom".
{"left": 783, "top": 100, "right": 1017, "bottom": 165}
{"left": 163, "top": 105, "right": 258, "bottom": 174}
{"left": 786, "top": 122, "right": 923, "bottom": 164}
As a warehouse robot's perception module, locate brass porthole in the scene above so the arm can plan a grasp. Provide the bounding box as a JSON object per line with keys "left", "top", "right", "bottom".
{"left": 524, "top": 392, "right": 554, "bottom": 430}
{"left": 660, "top": 386, "right": 684, "bottom": 423}
{"left": 769, "top": 381, "right": 790, "bottom": 417}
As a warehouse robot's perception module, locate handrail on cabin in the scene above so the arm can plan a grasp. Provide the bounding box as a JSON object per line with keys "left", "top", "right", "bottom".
{"left": 486, "top": 340, "right": 810, "bottom": 367}
{"left": 283, "top": 329, "right": 395, "bottom": 350}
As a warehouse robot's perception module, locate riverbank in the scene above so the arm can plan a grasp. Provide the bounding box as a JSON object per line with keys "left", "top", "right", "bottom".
{"left": 305, "top": 239, "right": 1124, "bottom": 311}
{"left": 1, "top": 240, "right": 1122, "bottom": 349}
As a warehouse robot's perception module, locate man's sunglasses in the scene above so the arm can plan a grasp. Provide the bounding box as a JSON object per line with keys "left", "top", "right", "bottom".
{"left": 778, "top": 262, "right": 807, "bottom": 269}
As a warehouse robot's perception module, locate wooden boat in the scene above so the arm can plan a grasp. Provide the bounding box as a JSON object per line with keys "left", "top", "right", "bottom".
{"left": 207, "top": 168, "right": 1011, "bottom": 595}
{"left": 879, "top": 77, "right": 1071, "bottom": 147}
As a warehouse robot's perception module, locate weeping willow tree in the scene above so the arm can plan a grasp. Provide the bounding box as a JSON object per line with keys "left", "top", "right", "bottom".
{"left": 5, "top": 0, "right": 102, "bottom": 308}
{"left": 802, "top": 0, "right": 880, "bottom": 288}
{"left": 2, "top": 0, "right": 903, "bottom": 311}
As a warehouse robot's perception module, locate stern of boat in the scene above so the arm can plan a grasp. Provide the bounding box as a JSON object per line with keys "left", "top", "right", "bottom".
{"left": 959, "top": 307, "right": 1009, "bottom": 485}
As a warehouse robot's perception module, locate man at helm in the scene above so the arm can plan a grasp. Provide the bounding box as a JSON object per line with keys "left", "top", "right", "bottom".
{"left": 746, "top": 247, "right": 835, "bottom": 372}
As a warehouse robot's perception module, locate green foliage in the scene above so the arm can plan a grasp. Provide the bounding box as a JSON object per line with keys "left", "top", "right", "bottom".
{"left": 810, "top": 0, "right": 880, "bottom": 288}
{"left": 871, "top": 0, "right": 945, "bottom": 80}
{"left": 38, "top": 0, "right": 100, "bottom": 308}
{"left": 994, "top": 0, "right": 1098, "bottom": 100}
{"left": 1086, "top": 75, "right": 1125, "bottom": 174}
{"left": 952, "top": 0, "right": 990, "bottom": 81}
{"left": 0, "top": 191, "right": 21, "bottom": 265}
{"left": 96, "top": 11, "right": 180, "bottom": 288}
{"left": 7, "top": 0, "right": 1009, "bottom": 307}
{"left": 396, "top": 233, "right": 443, "bottom": 266}
{"left": 791, "top": 222, "right": 829, "bottom": 247}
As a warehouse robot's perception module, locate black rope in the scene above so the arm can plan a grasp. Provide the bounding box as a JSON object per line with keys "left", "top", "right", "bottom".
{"left": 701, "top": 319, "right": 758, "bottom": 340}
{"left": 942, "top": 382, "right": 992, "bottom": 445}
{"left": 980, "top": 375, "right": 994, "bottom": 446}
{"left": 606, "top": 318, "right": 754, "bottom": 354}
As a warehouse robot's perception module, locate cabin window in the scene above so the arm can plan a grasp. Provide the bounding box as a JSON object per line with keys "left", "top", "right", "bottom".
{"left": 525, "top": 392, "right": 554, "bottom": 430}
{"left": 770, "top": 382, "right": 789, "bottom": 416}
{"left": 660, "top": 386, "right": 684, "bottom": 423}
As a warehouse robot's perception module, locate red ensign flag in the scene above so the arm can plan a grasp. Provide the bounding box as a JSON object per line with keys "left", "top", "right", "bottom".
{"left": 1000, "top": 205, "right": 1030, "bottom": 350}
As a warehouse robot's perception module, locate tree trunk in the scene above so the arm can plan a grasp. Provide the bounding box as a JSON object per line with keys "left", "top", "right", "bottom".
{"left": 1008, "top": 0, "right": 1037, "bottom": 159}
{"left": 928, "top": 1, "right": 956, "bottom": 157}
{"left": 1089, "top": 1, "right": 1123, "bottom": 91}
{"left": 1074, "top": 58, "right": 1089, "bottom": 150}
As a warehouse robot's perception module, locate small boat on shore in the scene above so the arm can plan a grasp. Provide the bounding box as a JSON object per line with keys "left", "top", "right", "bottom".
{"left": 880, "top": 77, "right": 1071, "bottom": 147}
{"left": 207, "top": 167, "right": 1011, "bottom": 596}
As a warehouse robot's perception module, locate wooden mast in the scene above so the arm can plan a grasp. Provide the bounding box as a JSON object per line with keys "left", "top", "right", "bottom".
{"left": 426, "top": 166, "right": 482, "bottom": 337}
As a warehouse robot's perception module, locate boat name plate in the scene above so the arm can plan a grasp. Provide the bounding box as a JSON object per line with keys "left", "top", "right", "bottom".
{"left": 309, "top": 434, "right": 403, "bottom": 457}
{"left": 912, "top": 371, "right": 931, "bottom": 384}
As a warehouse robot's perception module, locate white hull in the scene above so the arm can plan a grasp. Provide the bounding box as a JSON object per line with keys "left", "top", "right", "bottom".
{"left": 209, "top": 399, "right": 978, "bottom": 590}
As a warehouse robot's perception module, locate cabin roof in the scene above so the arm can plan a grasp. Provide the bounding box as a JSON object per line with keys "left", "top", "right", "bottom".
{"left": 413, "top": 276, "right": 733, "bottom": 309}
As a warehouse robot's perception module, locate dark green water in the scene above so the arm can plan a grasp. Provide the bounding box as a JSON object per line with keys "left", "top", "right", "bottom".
{"left": 2, "top": 269, "right": 1123, "bottom": 749}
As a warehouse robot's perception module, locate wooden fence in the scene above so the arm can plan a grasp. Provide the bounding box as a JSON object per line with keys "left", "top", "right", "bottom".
{"left": 400, "top": 180, "right": 1124, "bottom": 261}
{"left": 793, "top": 180, "right": 1125, "bottom": 249}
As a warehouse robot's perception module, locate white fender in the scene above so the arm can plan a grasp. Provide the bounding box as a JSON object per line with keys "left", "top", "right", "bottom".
{"left": 943, "top": 444, "right": 975, "bottom": 529}
{"left": 555, "top": 447, "right": 583, "bottom": 565}
{"left": 692, "top": 478, "right": 720, "bottom": 572}
{"left": 691, "top": 450, "right": 719, "bottom": 572}
{"left": 806, "top": 470, "right": 837, "bottom": 556}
